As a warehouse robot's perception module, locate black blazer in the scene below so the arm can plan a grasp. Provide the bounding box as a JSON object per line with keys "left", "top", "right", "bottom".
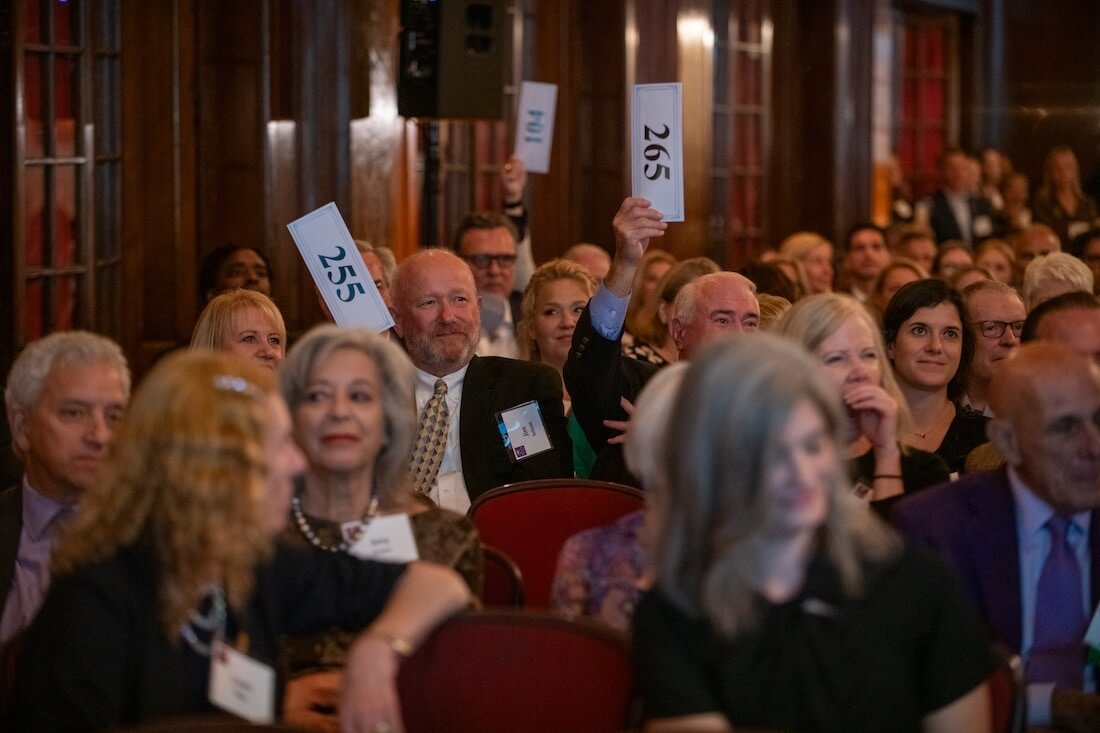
{"left": 10, "top": 541, "right": 405, "bottom": 730}
{"left": 459, "top": 356, "right": 573, "bottom": 502}
{"left": 0, "top": 485, "right": 21, "bottom": 613}
{"left": 562, "top": 306, "right": 658, "bottom": 488}
{"left": 925, "top": 190, "right": 999, "bottom": 244}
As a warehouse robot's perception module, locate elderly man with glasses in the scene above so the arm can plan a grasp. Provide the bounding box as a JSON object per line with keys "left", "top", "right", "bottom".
{"left": 960, "top": 280, "right": 1027, "bottom": 417}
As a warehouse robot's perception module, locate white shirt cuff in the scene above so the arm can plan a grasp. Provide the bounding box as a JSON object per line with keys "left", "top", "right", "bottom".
{"left": 1026, "top": 682, "right": 1055, "bottom": 726}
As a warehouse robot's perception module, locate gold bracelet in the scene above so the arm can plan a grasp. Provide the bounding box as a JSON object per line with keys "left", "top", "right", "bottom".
{"left": 366, "top": 630, "right": 414, "bottom": 659}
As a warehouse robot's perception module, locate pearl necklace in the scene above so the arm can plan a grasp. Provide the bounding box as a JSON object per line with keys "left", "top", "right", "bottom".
{"left": 292, "top": 495, "right": 379, "bottom": 553}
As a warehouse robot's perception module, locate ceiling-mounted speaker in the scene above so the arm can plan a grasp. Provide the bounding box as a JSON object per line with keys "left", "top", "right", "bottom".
{"left": 397, "top": 0, "right": 507, "bottom": 119}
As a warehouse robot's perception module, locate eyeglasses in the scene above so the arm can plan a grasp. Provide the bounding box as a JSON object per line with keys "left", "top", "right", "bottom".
{"left": 463, "top": 253, "right": 517, "bottom": 269}
{"left": 972, "top": 320, "right": 1025, "bottom": 339}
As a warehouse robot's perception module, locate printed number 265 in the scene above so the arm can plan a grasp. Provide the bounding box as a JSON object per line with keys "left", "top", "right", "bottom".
{"left": 643, "top": 124, "right": 670, "bottom": 181}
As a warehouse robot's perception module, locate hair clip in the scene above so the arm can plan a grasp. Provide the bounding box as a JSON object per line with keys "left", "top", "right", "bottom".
{"left": 213, "top": 375, "right": 260, "bottom": 397}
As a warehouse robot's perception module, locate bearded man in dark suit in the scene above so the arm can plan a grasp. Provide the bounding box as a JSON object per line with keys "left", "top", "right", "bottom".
{"left": 391, "top": 249, "right": 572, "bottom": 513}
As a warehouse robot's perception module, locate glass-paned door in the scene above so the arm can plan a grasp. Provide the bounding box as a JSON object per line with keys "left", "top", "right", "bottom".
{"left": 11, "top": 0, "right": 120, "bottom": 348}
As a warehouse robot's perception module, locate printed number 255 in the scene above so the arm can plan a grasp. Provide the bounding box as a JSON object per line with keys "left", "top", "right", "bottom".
{"left": 643, "top": 124, "right": 670, "bottom": 181}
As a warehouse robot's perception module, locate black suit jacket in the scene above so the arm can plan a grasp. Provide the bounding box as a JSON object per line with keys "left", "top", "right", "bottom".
{"left": 926, "top": 190, "right": 999, "bottom": 244}
{"left": 10, "top": 542, "right": 405, "bottom": 730}
{"left": 0, "top": 485, "right": 21, "bottom": 613}
{"left": 459, "top": 356, "right": 573, "bottom": 502}
{"left": 562, "top": 306, "right": 658, "bottom": 487}
{"left": 893, "top": 468, "right": 1100, "bottom": 655}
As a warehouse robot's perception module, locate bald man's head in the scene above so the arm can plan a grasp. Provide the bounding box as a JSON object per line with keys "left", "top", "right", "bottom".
{"left": 563, "top": 243, "right": 611, "bottom": 281}
{"left": 988, "top": 342, "right": 1100, "bottom": 512}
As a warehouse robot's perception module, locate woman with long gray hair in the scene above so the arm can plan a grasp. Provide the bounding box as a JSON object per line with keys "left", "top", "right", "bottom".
{"left": 633, "top": 335, "right": 992, "bottom": 732}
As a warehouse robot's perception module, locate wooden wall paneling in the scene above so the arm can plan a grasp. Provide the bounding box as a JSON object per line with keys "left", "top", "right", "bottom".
{"left": 391, "top": 118, "right": 422, "bottom": 262}
{"left": 262, "top": 0, "right": 303, "bottom": 332}
{"left": 1, "top": 1, "right": 15, "bottom": 368}
{"left": 793, "top": 0, "right": 835, "bottom": 237}
{"left": 348, "top": 0, "right": 407, "bottom": 259}
{"left": 120, "top": 0, "right": 197, "bottom": 375}
{"left": 769, "top": 0, "right": 874, "bottom": 246}
{"left": 288, "top": 0, "right": 353, "bottom": 334}
{"left": 677, "top": 0, "right": 714, "bottom": 260}
{"left": 832, "top": 0, "right": 874, "bottom": 242}
{"left": 572, "top": 0, "right": 626, "bottom": 254}
{"left": 531, "top": 0, "right": 580, "bottom": 260}
{"left": 767, "top": 0, "right": 798, "bottom": 247}
{"left": 1001, "top": 0, "right": 1100, "bottom": 192}
{"left": 196, "top": 0, "right": 264, "bottom": 260}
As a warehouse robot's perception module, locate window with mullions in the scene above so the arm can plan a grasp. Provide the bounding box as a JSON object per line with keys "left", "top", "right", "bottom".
{"left": 13, "top": 0, "right": 120, "bottom": 348}
{"left": 894, "top": 14, "right": 957, "bottom": 201}
{"left": 713, "top": 0, "right": 770, "bottom": 266}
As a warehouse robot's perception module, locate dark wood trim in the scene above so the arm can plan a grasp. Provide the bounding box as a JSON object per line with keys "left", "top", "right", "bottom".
{"left": 0, "top": 0, "right": 13, "bottom": 367}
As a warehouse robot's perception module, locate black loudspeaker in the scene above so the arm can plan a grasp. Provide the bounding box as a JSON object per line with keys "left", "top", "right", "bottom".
{"left": 397, "top": 0, "right": 507, "bottom": 119}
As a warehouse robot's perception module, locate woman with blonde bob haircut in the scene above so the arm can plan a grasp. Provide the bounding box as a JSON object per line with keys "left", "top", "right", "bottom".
{"left": 633, "top": 335, "right": 992, "bottom": 732}
{"left": 778, "top": 294, "right": 950, "bottom": 508}
{"left": 191, "top": 288, "right": 287, "bottom": 369}
{"left": 13, "top": 351, "right": 468, "bottom": 731}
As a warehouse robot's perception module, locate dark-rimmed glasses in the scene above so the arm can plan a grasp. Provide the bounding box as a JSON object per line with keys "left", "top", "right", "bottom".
{"left": 971, "top": 320, "right": 1024, "bottom": 339}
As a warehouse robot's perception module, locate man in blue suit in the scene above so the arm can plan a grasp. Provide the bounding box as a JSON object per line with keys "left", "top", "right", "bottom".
{"left": 894, "top": 342, "right": 1100, "bottom": 729}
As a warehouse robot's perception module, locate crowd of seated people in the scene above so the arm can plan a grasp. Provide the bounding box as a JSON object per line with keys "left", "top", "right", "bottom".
{"left": 4, "top": 140, "right": 1100, "bottom": 733}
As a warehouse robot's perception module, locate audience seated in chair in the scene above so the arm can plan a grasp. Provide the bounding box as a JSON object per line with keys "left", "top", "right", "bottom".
{"left": 390, "top": 249, "right": 573, "bottom": 513}
{"left": 1, "top": 332, "right": 130, "bottom": 648}
{"left": 895, "top": 342, "right": 1100, "bottom": 732}
{"left": 550, "top": 364, "right": 687, "bottom": 631}
{"left": 565, "top": 197, "right": 759, "bottom": 486}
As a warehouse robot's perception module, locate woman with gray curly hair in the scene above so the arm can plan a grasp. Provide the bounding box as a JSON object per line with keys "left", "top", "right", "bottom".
{"left": 278, "top": 325, "right": 481, "bottom": 728}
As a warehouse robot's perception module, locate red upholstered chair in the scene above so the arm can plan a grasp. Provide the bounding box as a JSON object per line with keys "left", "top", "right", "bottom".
{"left": 987, "top": 644, "right": 1025, "bottom": 733}
{"left": 468, "top": 479, "right": 646, "bottom": 608}
{"left": 479, "top": 543, "right": 525, "bottom": 608}
{"left": 126, "top": 720, "right": 305, "bottom": 732}
{"left": 397, "top": 610, "right": 636, "bottom": 733}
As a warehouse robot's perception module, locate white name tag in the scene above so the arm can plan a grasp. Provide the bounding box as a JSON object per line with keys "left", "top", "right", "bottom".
{"left": 973, "top": 214, "right": 993, "bottom": 238}
{"left": 347, "top": 514, "right": 420, "bottom": 563}
{"left": 631, "top": 83, "right": 684, "bottom": 222}
{"left": 496, "top": 400, "right": 553, "bottom": 462}
{"left": 514, "top": 82, "right": 557, "bottom": 174}
{"left": 208, "top": 640, "right": 275, "bottom": 724}
{"left": 287, "top": 203, "right": 395, "bottom": 332}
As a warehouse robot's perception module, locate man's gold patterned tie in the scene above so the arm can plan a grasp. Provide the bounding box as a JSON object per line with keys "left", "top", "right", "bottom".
{"left": 410, "top": 378, "right": 449, "bottom": 495}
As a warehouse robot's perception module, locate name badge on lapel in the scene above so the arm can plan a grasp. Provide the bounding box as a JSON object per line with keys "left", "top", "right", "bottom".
{"left": 208, "top": 640, "right": 275, "bottom": 723}
{"left": 496, "top": 400, "right": 553, "bottom": 462}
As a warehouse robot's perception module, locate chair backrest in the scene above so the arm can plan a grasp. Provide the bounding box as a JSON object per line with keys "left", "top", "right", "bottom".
{"left": 397, "top": 610, "right": 635, "bottom": 733}
{"left": 468, "top": 479, "right": 646, "bottom": 608}
{"left": 480, "top": 543, "right": 525, "bottom": 608}
{"left": 988, "top": 643, "right": 1026, "bottom": 733}
{"left": 125, "top": 719, "right": 304, "bottom": 732}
